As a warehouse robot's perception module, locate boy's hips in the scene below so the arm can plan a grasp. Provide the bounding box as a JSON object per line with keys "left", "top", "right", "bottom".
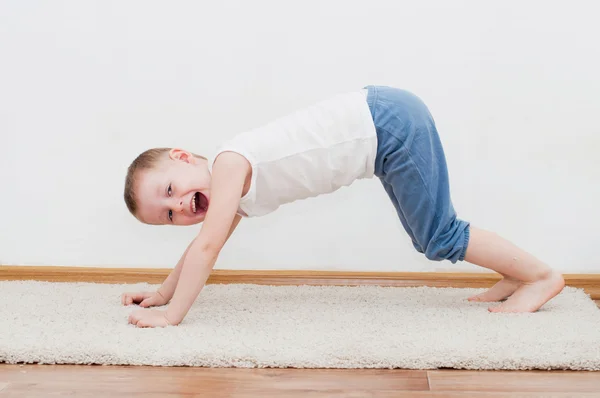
{"left": 363, "top": 85, "right": 435, "bottom": 134}
{"left": 363, "top": 85, "right": 437, "bottom": 177}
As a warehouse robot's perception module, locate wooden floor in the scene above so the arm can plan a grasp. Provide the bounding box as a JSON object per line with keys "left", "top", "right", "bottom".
{"left": 1, "top": 364, "right": 600, "bottom": 397}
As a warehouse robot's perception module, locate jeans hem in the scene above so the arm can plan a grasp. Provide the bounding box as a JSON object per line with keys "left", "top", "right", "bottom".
{"left": 458, "top": 223, "right": 471, "bottom": 262}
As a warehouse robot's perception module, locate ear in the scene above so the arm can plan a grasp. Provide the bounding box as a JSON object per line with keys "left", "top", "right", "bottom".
{"left": 168, "top": 148, "right": 197, "bottom": 164}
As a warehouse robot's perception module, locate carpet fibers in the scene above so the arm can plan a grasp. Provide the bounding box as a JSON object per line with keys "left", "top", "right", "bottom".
{"left": 1, "top": 280, "right": 599, "bottom": 370}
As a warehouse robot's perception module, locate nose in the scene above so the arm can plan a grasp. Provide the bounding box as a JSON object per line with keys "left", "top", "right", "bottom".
{"left": 174, "top": 199, "right": 184, "bottom": 214}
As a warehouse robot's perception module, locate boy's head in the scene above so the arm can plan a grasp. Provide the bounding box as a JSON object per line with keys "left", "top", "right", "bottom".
{"left": 124, "top": 148, "right": 211, "bottom": 226}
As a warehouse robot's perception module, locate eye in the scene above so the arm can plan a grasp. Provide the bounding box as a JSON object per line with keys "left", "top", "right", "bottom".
{"left": 167, "top": 184, "right": 172, "bottom": 196}
{"left": 168, "top": 209, "right": 173, "bottom": 222}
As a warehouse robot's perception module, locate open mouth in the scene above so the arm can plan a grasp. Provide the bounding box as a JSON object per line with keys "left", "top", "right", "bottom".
{"left": 191, "top": 192, "right": 208, "bottom": 214}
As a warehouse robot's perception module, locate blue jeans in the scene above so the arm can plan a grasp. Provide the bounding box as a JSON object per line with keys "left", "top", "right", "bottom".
{"left": 365, "top": 85, "right": 470, "bottom": 263}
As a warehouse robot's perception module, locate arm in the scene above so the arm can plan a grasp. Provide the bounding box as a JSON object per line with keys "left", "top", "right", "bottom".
{"left": 165, "top": 152, "right": 249, "bottom": 325}
{"left": 156, "top": 238, "right": 195, "bottom": 302}
{"left": 158, "top": 213, "right": 242, "bottom": 302}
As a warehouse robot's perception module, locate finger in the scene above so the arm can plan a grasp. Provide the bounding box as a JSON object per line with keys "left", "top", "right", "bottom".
{"left": 122, "top": 293, "right": 140, "bottom": 305}
{"left": 140, "top": 296, "right": 157, "bottom": 308}
{"left": 128, "top": 312, "right": 140, "bottom": 325}
{"left": 131, "top": 292, "right": 152, "bottom": 304}
{"left": 129, "top": 293, "right": 145, "bottom": 303}
{"left": 135, "top": 315, "right": 153, "bottom": 328}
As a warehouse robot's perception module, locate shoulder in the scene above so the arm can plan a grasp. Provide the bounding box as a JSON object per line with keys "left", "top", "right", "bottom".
{"left": 211, "top": 150, "right": 253, "bottom": 198}
{"left": 212, "top": 150, "right": 251, "bottom": 174}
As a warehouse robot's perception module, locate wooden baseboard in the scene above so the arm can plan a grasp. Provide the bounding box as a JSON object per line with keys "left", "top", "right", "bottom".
{"left": 1, "top": 266, "right": 599, "bottom": 299}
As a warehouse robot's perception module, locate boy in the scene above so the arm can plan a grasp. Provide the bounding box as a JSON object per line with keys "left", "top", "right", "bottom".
{"left": 122, "top": 85, "right": 565, "bottom": 328}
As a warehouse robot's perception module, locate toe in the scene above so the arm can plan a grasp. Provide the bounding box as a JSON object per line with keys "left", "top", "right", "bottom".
{"left": 488, "top": 304, "right": 511, "bottom": 312}
{"left": 469, "top": 292, "right": 502, "bottom": 303}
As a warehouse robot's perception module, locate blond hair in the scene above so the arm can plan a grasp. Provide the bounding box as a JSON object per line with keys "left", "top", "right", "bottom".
{"left": 123, "top": 147, "right": 205, "bottom": 219}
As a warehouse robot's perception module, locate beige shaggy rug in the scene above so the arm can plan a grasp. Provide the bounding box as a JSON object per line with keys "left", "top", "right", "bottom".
{"left": 1, "top": 280, "right": 599, "bottom": 370}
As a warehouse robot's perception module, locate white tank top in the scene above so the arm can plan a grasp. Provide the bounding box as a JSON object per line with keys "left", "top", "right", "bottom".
{"left": 207, "top": 89, "right": 377, "bottom": 217}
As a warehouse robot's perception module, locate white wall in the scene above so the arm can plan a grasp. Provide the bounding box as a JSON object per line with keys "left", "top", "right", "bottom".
{"left": 1, "top": 0, "right": 598, "bottom": 273}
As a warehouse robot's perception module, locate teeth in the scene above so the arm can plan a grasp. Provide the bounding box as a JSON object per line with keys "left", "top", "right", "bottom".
{"left": 192, "top": 196, "right": 196, "bottom": 213}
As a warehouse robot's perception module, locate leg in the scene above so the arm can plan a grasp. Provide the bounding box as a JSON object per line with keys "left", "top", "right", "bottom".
{"left": 378, "top": 118, "right": 469, "bottom": 265}
{"left": 464, "top": 226, "right": 565, "bottom": 312}
{"left": 370, "top": 87, "right": 564, "bottom": 313}
{"left": 380, "top": 180, "right": 425, "bottom": 255}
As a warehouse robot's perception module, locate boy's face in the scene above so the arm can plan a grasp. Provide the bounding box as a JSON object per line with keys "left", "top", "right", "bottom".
{"left": 134, "top": 149, "right": 211, "bottom": 226}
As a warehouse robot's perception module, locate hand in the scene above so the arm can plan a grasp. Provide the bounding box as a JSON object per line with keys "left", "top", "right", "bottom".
{"left": 128, "top": 308, "right": 172, "bottom": 328}
{"left": 121, "top": 290, "right": 169, "bottom": 308}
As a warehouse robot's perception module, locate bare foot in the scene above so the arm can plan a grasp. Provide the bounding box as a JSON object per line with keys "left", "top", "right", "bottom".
{"left": 467, "top": 277, "right": 521, "bottom": 302}
{"left": 488, "top": 271, "right": 565, "bottom": 313}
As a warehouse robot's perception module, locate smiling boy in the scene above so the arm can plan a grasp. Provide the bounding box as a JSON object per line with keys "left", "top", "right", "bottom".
{"left": 122, "top": 86, "right": 565, "bottom": 328}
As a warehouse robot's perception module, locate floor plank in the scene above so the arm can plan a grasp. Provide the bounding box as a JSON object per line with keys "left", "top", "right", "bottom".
{"left": 0, "top": 364, "right": 428, "bottom": 397}
{"left": 3, "top": 365, "right": 600, "bottom": 397}
{"left": 2, "top": 389, "right": 599, "bottom": 398}
{"left": 387, "top": 393, "right": 600, "bottom": 397}
{"left": 428, "top": 370, "right": 600, "bottom": 393}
